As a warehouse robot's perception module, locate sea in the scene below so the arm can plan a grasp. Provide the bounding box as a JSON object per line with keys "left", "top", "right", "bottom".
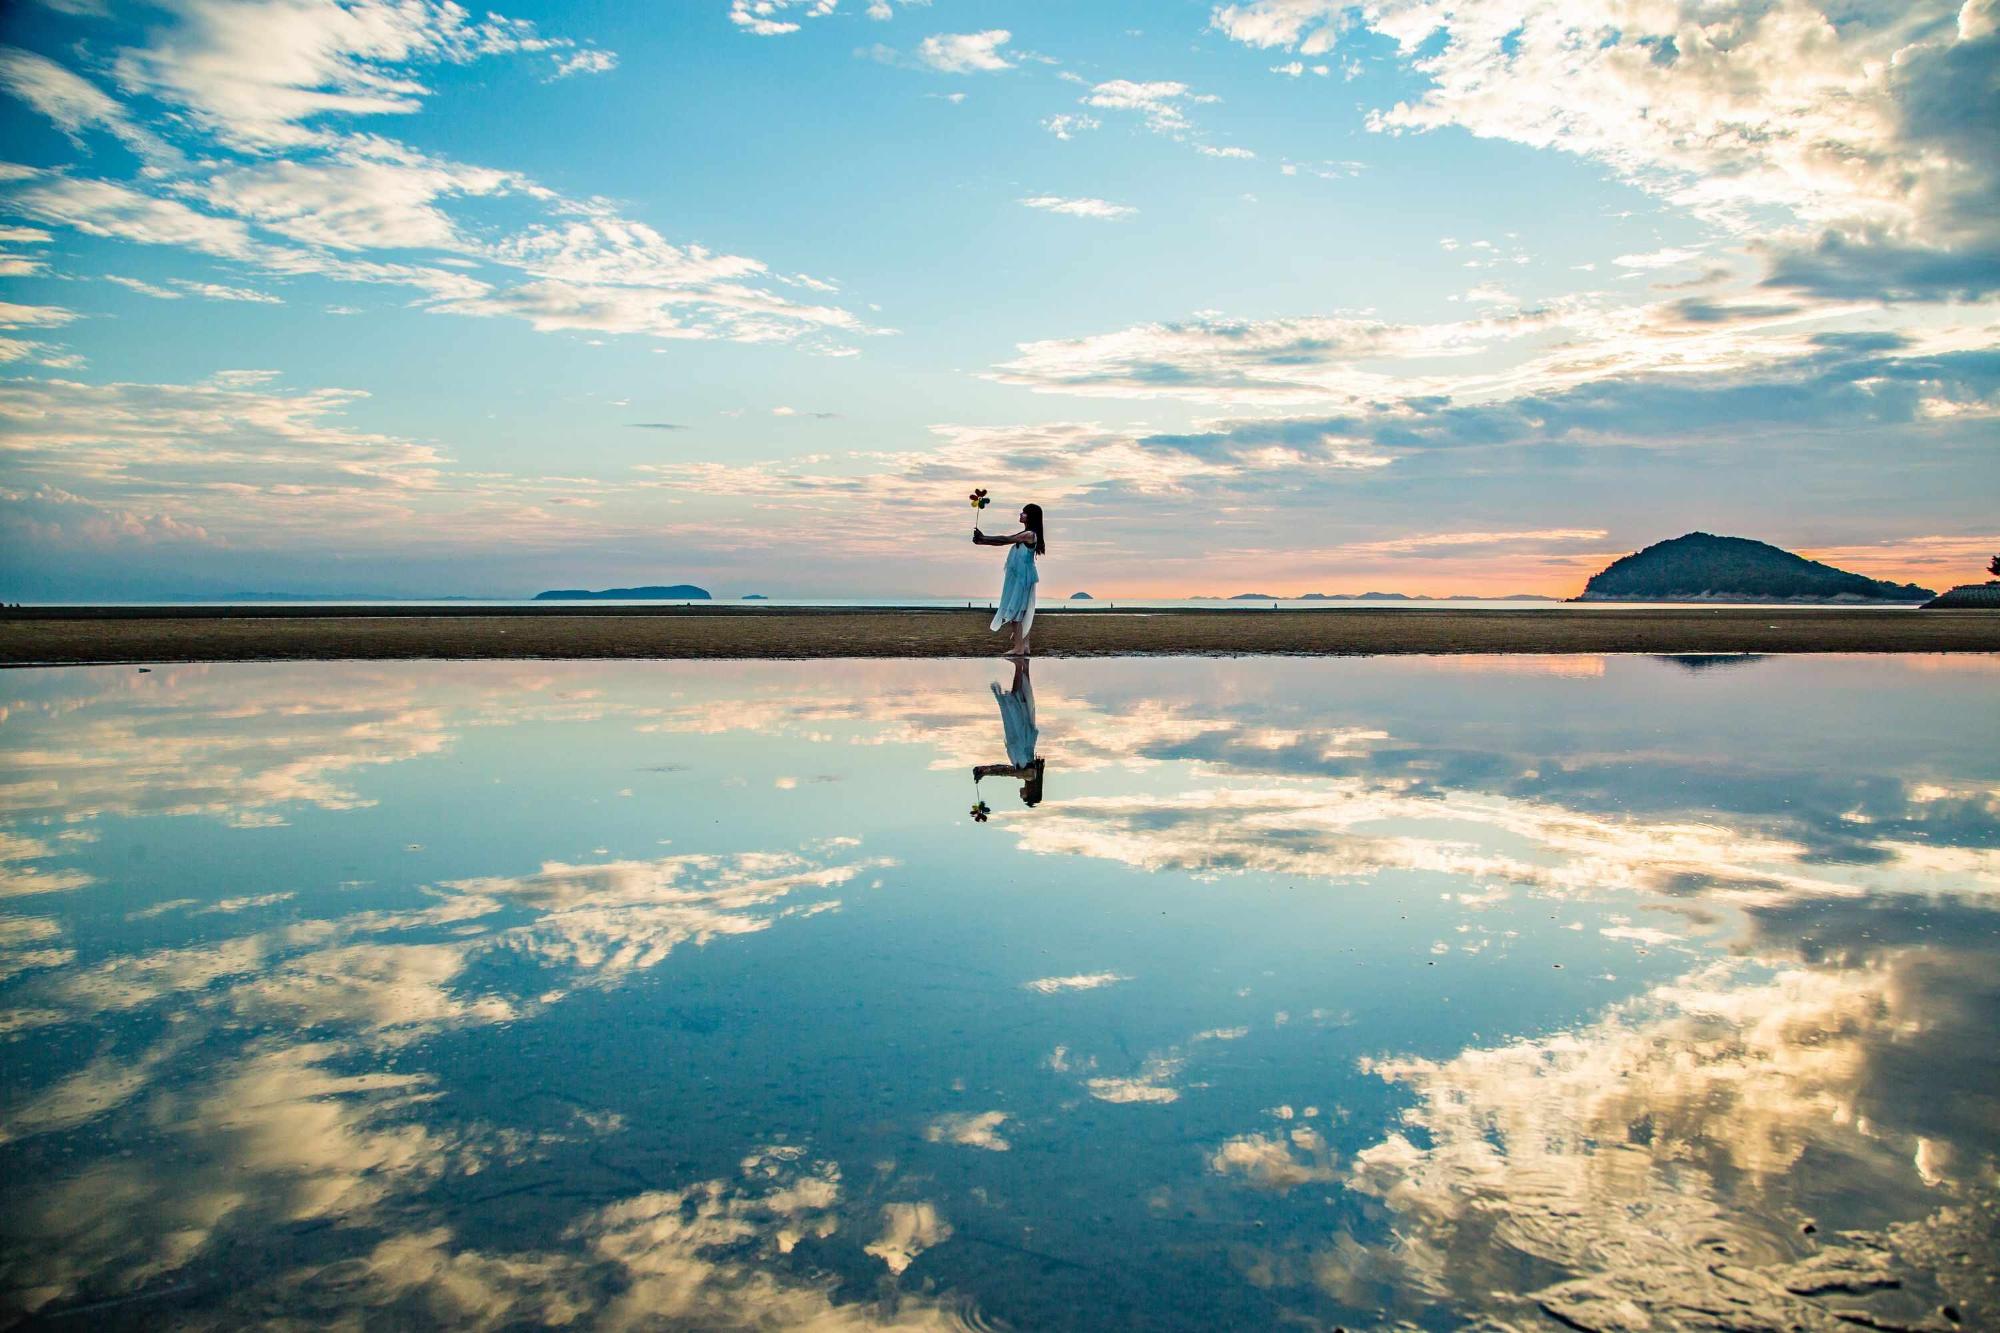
{"left": 2, "top": 653, "right": 1992, "bottom": 1328}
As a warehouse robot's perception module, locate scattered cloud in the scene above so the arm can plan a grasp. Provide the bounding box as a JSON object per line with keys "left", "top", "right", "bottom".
{"left": 1082, "top": 79, "right": 1220, "bottom": 137}
{"left": 549, "top": 49, "right": 616, "bottom": 79}
{"left": 914, "top": 30, "right": 1014, "bottom": 73}
{"left": 106, "top": 274, "right": 278, "bottom": 303}
{"left": 1019, "top": 195, "right": 1136, "bottom": 221}
{"left": 729, "top": 0, "right": 836, "bottom": 37}
{"left": 108, "top": 0, "right": 595, "bottom": 151}
{"left": 1023, "top": 971, "right": 1131, "bottom": 994}
{"left": 1343, "top": 529, "right": 1609, "bottom": 555}
{"left": 983, "top": 289, "right": 2000, "bottom": 410}
{"left": 1264, "top": 0, "right": 2000, "bottom": 302}
{"left": 1211, "top": 1, "right": 1344, "bottom": 55}
{"left": 1615, "top": 247, "right": 1705, "bottom": 270}
{"left": 925, "top": 1110, "right": 1011, "bottom": 1151}
{"left": 0, "top": 18, "right": 865, "bottom": 353}
{"left": 1042, "top": 112, "right": 1100, "bottom": 140}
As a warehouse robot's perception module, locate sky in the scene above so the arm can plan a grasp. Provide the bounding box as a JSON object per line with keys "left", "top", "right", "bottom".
{"left": 0, "top": 0, "right": 1994, "bottom": 600}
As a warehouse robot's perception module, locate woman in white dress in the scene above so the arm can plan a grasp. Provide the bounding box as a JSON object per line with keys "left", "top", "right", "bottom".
{"left": 973, "top": 658, "right": 1045, "bottom": 807}
{"left": 973, "top": 503, "right": 1045, "bottom": 657}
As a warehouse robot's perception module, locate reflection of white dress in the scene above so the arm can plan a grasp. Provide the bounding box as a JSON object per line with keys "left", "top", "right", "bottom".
{"left": 991, "top": 539, "right": 1038, "bottom": 634}
{"left": 992, "top": 676, "right": 1038, "bottom": 768}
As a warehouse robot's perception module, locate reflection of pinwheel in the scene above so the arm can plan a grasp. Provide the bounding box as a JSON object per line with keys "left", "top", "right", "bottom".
{"left": 968, "top": 487, "right": 990, "bottom": 513}
{"left": 970, "top": 799, "right": 991, "bottom": 823}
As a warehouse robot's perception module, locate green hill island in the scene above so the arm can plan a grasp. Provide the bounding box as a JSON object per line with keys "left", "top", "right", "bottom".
{"left": 534, "top": 584, "right": 711, "bottom": 601}
{"left": 1575, "top": 533, "right": 1933, "bottom": 604}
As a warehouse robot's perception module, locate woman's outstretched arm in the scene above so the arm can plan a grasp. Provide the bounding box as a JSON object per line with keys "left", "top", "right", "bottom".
{"left": 973, "top": 763, "right": 1036, "bottom": 779}
{"left": 972, "top": 528, "right": 1031, "bottom": 546}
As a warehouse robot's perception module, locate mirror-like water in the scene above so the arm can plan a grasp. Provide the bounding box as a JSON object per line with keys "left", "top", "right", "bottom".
{"left": 2, "top": 656, "right": 1995, "bottom": 1330}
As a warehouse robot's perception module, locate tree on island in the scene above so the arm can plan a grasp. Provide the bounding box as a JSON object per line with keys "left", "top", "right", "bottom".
{"left": 1989, "top": 554, "right": 2000, "bottom": 580}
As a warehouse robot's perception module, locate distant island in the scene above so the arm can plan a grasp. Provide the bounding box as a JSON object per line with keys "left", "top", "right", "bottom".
{"left": 1924, "top": 583, "right": 2000, "bottom": 608}
{"left": 1575, "top": 533, "right": 1932, "bottom": 603}
{"left": 1069, "top": 591, "right": 1093, "bottom": 600}
{"left": 534, "top": 584, "right": 711, "bottom": 601}
{"left": 742, "top": 594, "right": 768, "bottom": 600}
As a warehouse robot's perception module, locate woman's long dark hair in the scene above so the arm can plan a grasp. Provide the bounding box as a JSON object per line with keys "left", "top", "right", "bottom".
{"left": 1021, "top": 503, "right": 1047, "bottom": 555}
{"left": 1020, "top": 758, "right": 1045, "bottom": 807}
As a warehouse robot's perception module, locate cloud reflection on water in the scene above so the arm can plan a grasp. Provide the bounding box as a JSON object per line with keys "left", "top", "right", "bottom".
{"left": 0, "top": 657, "right": 1994, "bottom": 1329}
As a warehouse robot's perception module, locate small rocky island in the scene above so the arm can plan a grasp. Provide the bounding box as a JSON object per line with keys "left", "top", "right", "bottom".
{"left": 534, "top": 584, "right": 711, "bottom": 601}
{"left": 1923, "top": 556, "right": 2000, "bottom": 608}
{"left": 1069, "top": 591, "right": 1094, "bottom": 600}
{"left": 1575, "top": 533, "right": 1933, "bottom": 603}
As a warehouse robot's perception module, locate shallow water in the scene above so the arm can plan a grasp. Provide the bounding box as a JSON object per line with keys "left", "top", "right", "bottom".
{"left": 1, "top": 655, "right": 1994, "bottom": 1330}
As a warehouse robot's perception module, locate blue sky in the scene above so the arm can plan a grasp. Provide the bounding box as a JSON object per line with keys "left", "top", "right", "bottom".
{"left": 0, "top": 0, "right": 1994, "bottom": 598}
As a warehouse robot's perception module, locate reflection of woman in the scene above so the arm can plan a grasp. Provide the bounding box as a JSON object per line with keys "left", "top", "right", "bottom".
{"left": 972, "top": 503, "right": 1046, "bottom": 658}
{"left": 973, "top": 658, "right": 1045, "bottom": 807}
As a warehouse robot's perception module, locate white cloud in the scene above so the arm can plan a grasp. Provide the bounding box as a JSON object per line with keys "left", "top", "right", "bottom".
{"left": 1210, "top": 1130, "right": 1338, "bottom": 1190}
{"left": 1614, "top": 247, "right": 1705, "bottom": 270}
{"left": 1082, "top": 79, "right": 1219, "bottom": 136}
{"left": 175, "top": 280, "right": 282, "bottom": 303}
{"left": 1086, "top": 1054, "right": 1184, "bottom": 1104}
{"left": 0, "top": 300, "right": 79, "bottom": 327}
{"left": 1023, "top": 971, "right": 1131, "bottom": 993}
{"left": 1207, "top": 2, "right": 2000, "bottom": 301}
{"left": 549, "top": 49, "right": 616, "bottom": 78}
{"left": 105, "top": 274, "right": 182, "bottom": 298}
{"left": 924, "top": 1110, "right": 1011, "bottom": 1151}
{"left": 104, "top": 273, "right": 283, "bottom": 306}
{"left": 190, "top": 151, "right": 512, "bottom": 252}
{"left": 728, "top": 0, "right": 836, "bottom": 37}
{"left": 109, "top": 0, "right": 590, "bottom": 150}
{"left": 1019, "top": 195, "right": 1136, "bottom": 221}
{"left": 7, "top": 173, "right": 261, "bottom": 261}
{"left": 983, "top": 289, "right": 1999, "bottom": 408}
{"left": 1351, "top": 1, "right": 1995, "bottom": 299}
{"left": 915, "top": 30, "right": 1014, "bottom": 73}
{"left": 0, "top": 45, "right": 178, "bottom": 165}
{"left": 1211, "top": 1, "right": 1343, "bottom": 55}
{"left": 0, "top": 374, "right": 442, "bottom": 503}
{"left": 1042, "top": 112, "right": 1100, "bottom": 140}
{"left": 1344, "top": 529, "right": 1609, "bottom": 555}
{"left": 865, "top": 1202, "right": 950, "bottom": 1275}
{"left": 1, "top": 29, "right": 869, "bottom": 350}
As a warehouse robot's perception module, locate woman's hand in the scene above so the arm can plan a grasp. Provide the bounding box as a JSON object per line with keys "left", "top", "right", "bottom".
{"left": 972, "top": 527, "right": 982, "bottom": 543}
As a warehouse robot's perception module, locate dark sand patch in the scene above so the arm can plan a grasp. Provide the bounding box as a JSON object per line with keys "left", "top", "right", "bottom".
{"left": 4, "top": 606, "right": 1998, "bottom": 665}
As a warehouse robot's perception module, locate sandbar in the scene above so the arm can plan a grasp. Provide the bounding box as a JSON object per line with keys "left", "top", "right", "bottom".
{"left": 4, "top": 605, "right": 1997, "bottom": 665}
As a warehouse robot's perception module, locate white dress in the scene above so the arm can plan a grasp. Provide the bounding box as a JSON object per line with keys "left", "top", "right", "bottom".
{"left": 991, "top": 539, "right": 1038, "bottom": 634}
{"left": 992, "top": 674, "right": 1039, "bottom": 767}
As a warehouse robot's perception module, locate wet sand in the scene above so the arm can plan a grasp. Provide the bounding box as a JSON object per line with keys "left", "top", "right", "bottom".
{"left": 4, "top": 605, "right": 1997, "bottom": 664}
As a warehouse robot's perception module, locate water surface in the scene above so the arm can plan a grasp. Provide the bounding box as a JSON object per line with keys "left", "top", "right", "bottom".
{"left": 2, "top": 655, "right": 1994, "bottom": 1329}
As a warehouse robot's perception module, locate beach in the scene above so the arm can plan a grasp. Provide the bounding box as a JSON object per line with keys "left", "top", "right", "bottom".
{"left": 4, "top": 605, "right": 1996, "bottom": 664}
